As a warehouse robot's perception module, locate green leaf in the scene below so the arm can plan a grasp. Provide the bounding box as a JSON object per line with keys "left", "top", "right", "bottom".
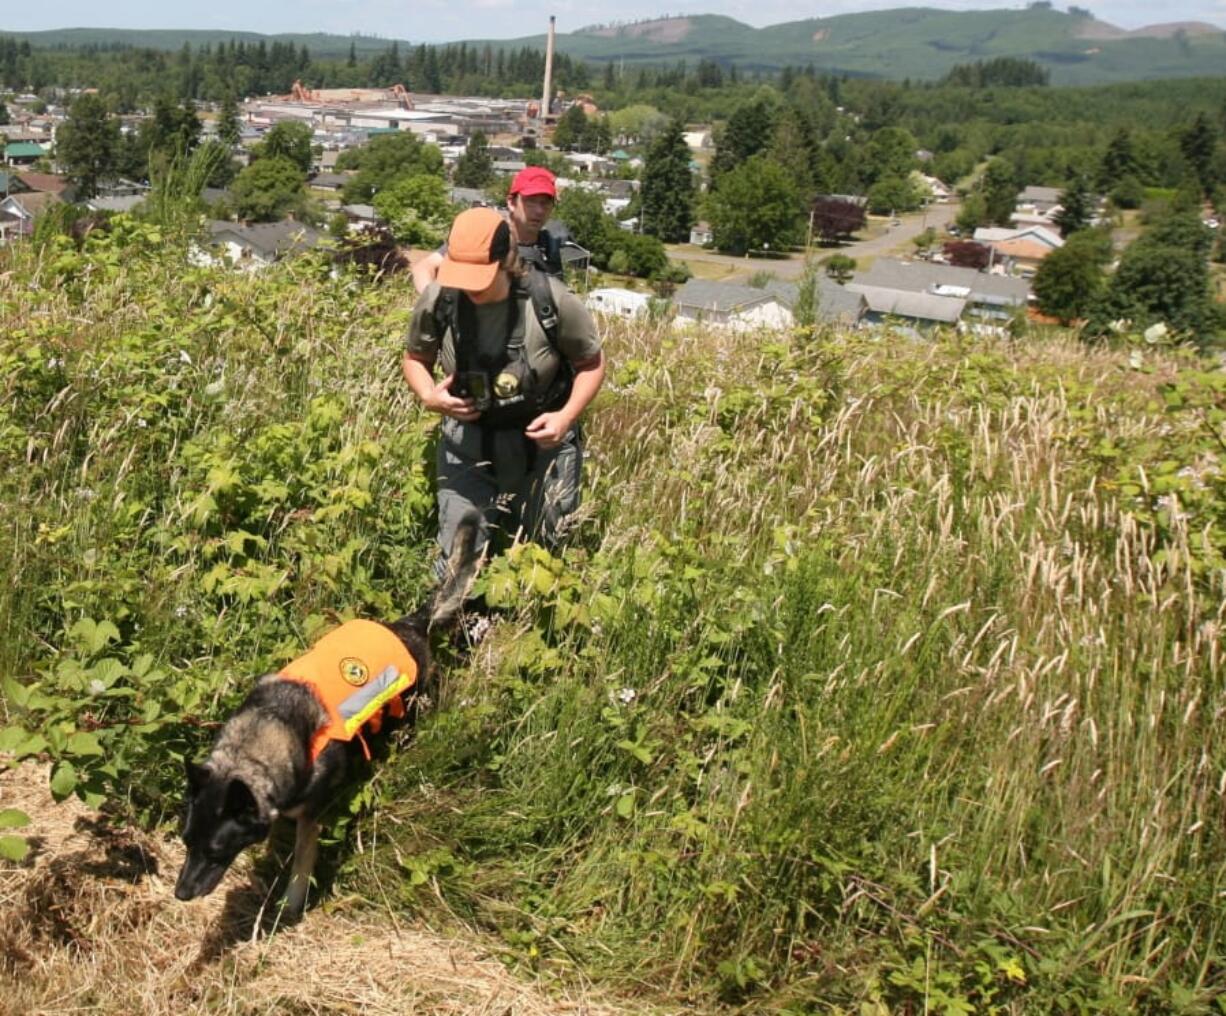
{"left": 49, "top": 761, "right": 77, "bottom": 800}
{"left": 66, "top": 731, "right": 105, "bottom": 757}
{"left": 0, "top": 835, "right": 29, "bottom": 862}
{"left": 0, "top": 808, "right": 30, "bottom": 829}
{"left": 615, "top": 791, "right": 635, "bottom": 818}
{"left": 0, "top": 727, "right": 49, "bottom": 759}
{"left": 68, "top": 617, "right": 121, "bottom": 654}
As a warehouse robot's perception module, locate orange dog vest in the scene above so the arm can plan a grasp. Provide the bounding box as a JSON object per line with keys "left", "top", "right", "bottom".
{"left": 277, "top": 619, "right": 419, "bottom": 762}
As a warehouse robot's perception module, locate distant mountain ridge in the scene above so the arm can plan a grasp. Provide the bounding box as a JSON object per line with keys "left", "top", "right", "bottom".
{"left": 7, "top": 7, "right": 1226, "bottom": 85}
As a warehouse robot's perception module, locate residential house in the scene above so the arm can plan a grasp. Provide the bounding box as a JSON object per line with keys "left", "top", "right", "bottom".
{"left": 340, "top": 204, "right": 382, "bottom": 229}
{"left": 565, "top": 152, "right": 615, "bottom": 176}
{"left": 764, "top": 277, "right": 868, "bottom": 327}
{"left": 450, "top": 186, "right": 493, "bottom": 208}
{"left": 17, "top": 173, "right": 75, "bottom": 201}
{"left": 0, "top": 191, "right": 62, "bottom": 237}
{"left": 5, "top": 142, "right": 48, "bottom": 167}
{"left": 86, "top": 194, "right": 146, "bottom": 214}
{"left": 585, "top": 287, "right": 651, "bottom": 319}
{"left": 848, "top": 258, "right": 1030, "bottom": 324}
{"left": 671, "top": 279, "right": 796, "bottom": 332}
{"left": 689, "top": 221, "right": 714, "bottom": 246}
{"left": 1015, "top": 185, "right": 1063, "bottom": 219}
{"left": 919, "top": 174, "right": 953, "bottom": 202}
{"left": 0, "top": 209, "right": 22, "bottom": 244}
{"left": 0, "top": 172, "right": 32, "bottom": 197}
{"left": 844, "top": 284, "right": 966, "bottom": 328}
{"left": 682, "top": 130, "right": 712, "bottom": 151}
{"left": 308, "top": 172, "right": 351, "bottom": 193}
{"left": 973, "top": 225, "right": 1064, "bottom": 276}
{"left": 197, "top": 220, "right": 326, "bottom": 269}
{"left": 602, "top": 196, "right": 632, "bottom": 218}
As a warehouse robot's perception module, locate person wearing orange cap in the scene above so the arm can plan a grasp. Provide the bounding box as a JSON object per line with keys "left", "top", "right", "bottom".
{"left": 403, "top": 206, "right": 605, "bottom": 572}
{"left": 412, "top": 165, "right": 564, "bottom": 293}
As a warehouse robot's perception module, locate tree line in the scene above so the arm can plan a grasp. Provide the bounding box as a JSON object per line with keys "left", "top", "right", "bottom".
{"left": 0, "top": 35, "right": 590, "bottom": 109}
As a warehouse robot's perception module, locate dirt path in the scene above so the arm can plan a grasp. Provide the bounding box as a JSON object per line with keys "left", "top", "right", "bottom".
{"left": 0, "top": 762, "right": 635, "bottom": 1016}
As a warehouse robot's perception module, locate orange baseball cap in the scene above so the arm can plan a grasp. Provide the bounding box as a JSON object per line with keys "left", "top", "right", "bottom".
{"left": 437, "top": 207, "right": 512, "bottom": 291}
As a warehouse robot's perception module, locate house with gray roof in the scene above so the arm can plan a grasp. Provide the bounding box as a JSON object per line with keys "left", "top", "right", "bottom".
{"left": 672, "top": 279, "right": 795, "bottom": 332}
{"left": 86, "top": 194, "right": 146, "bottom": 214}
{"left": 450, "top": 186, "right": 492, "bottom": 208}
{"left": 197, "top": 220, "right": 326, "bottom": 270}
{"left": 845, "top": 284, "right": 966, "bottom": 327}
{"left": 764, "top": 277, "right": 868, "bottom": 327}
{"left": 850, "top": 259, "right": 1029, "bottom": 322}
{"left": 308, "top": 172, "right": 351, "bottom": 192}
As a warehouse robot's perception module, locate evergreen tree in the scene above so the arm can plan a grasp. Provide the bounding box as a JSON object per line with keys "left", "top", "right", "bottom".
{"left": 1097, "top": 128, "right": 1137, "bottom": 190}
{"left": 1180, "top": 112, "right": 1219, "bottom": 197}
{"left": 552, "top": 104, "right": 588, "bottom": 150}
{"left": 640, "top": 118, "right": 695, "bottom": 243}
{"left": 981, "top": 157, "right": 1018, "bottom": 227}
{"left": 55, "top": 93, "right": 120, "bottom": 199}
{"left": 767, "top": 106, "right": 816, "bottom": 202}
{"left": 710, "top": 92, "right": 778, "bottom": 181}
{"left": 1053, "top": 176, "right": 1093, "bottom": 237}
{"left": 453, "top": 131, "right": 494, "bottom": 188}
{"left": 217, "top": 93, "right": 241, "bottom": 148}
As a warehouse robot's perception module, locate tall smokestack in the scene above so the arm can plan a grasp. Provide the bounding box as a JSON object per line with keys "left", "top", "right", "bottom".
{"left": 541, "top": 16, "right": 556, "bottom": 120}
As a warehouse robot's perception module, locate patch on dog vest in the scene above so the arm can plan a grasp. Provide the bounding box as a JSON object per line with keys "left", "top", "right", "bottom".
{"left": 278, "top": 619, "right": 418, "bottom": 761}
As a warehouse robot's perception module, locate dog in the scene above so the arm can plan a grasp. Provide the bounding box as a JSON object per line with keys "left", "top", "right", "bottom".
{"left": 173, "top": 513, "right": 481, "bottom": 914}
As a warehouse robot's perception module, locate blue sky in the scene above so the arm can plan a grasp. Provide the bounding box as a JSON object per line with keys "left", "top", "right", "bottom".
{"left": 4, "top": 1, "right": 1225, "bottom": 43}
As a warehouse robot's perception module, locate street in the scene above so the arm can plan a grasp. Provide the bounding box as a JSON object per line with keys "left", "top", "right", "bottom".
{"left": 668, "top": 200, "right": 960, "bottom": 282}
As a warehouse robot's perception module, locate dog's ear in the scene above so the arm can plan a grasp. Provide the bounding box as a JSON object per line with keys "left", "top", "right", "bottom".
{"left": 224, "top": 778, "right": 260, "bottom": 823}
{"left": 185, "top": 761, "right": 212, "bottom": 794}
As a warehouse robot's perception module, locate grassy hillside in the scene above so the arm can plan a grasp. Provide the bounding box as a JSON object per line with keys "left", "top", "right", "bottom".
{"left": 7, "top": 7, "right": 1226, "bottom": 83}
{"left": 0, "top": 221, "right": 1223, "bottom": 1012}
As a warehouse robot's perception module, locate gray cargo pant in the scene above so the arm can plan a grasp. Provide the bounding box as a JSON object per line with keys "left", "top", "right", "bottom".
{"left": 434, "top": 416, "right": 583, "bottom": 576}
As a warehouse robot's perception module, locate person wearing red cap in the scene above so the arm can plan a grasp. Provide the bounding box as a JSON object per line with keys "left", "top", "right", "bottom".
{"left": 412, "top": 165, "right": 564, "bottom": 293}
{"left": 403, "top": 206, "right": 605, "bottom": 572}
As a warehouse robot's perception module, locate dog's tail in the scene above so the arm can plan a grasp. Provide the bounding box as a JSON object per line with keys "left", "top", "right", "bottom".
{"left": 424, "top": 510, "right": 483, "bottom": 630}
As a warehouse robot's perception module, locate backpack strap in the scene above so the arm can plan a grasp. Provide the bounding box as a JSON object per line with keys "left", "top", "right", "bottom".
{"left": 523, "top": 270, "right": 559, "bottom": 349}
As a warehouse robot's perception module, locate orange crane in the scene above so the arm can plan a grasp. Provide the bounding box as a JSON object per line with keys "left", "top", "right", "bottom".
{"left": 289, "top": 80, "right": 319, "bottom": 103}
{"left": 390, "top": 83, "right": 414, "bottom": 110}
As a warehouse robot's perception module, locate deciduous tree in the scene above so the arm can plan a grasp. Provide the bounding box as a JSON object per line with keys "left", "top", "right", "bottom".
{"left": 256, "top": 121, "right": 313, "bottom": 175}
{"left": 943, "top": 239, "right": 991, "bottom": 270}
{"left": 229, "top": 155, "right": 306, "bottom": 221}
{"left": 1033, "top": 230, "right": 1109, "bottom": 323}
{"left": 706, "top": 153, "right": 800, "bottom": 256}
{"left": 810, "top": 197, "right": 866, "bottom": 245}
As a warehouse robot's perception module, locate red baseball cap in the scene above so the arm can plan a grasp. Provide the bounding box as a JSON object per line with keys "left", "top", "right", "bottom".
{"left": 509, "top": 166, "right": 557, "bottom": 199}
{"left": 437, "top": 207, "right": 512, "bottom": 292}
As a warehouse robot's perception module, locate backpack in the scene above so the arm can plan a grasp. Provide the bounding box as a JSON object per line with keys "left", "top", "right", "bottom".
{"left": 432, "top": 271, "right": 571, "bottom": 429}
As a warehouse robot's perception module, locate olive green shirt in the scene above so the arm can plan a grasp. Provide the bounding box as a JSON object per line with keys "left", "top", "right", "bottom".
{"left": 406, "top": 277, "right": 602, "bottom": 384}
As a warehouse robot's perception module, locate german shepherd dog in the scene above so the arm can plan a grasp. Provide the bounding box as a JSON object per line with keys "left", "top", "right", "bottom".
{"left": 173, "top": 514, "right": 481, "bottom": 914}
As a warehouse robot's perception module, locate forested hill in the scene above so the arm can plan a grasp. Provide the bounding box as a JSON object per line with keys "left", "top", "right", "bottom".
{"left": 501, "top": 8, "right": 1226, "bottom": 84}
{"left": 8, "top": 6, "right": 1226, "bottom": 85}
